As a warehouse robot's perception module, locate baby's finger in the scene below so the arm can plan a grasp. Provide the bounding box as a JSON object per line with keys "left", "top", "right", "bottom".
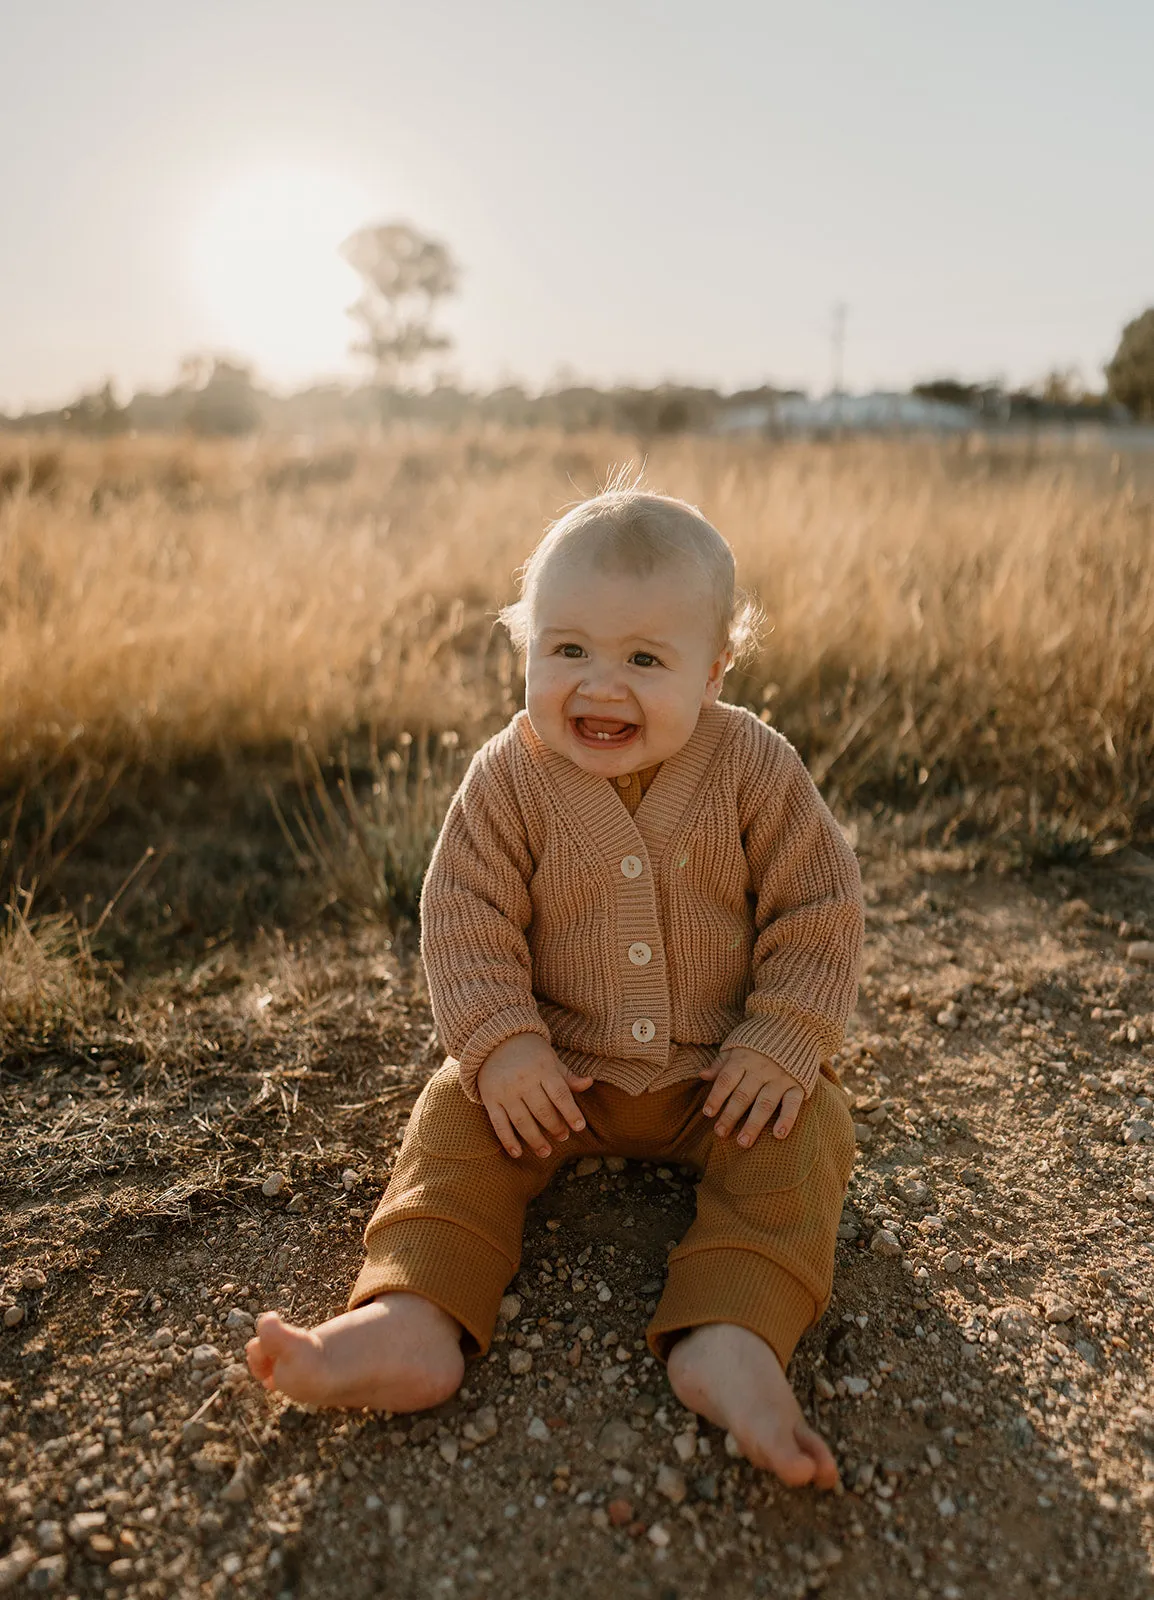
{"left": 545, "top": 1076, "right": 588, "bottom": 1133}
{"left": 773, "top": 1086, "right": 805, "bottom": 1139}
{"left": 736, "top": 1083, "right": 782, "bottom": 1148}
{"left": 712, "top": 1073, "right": 758, "bottom": 1138}
{"left": 509, "top": 1099, "right": 553, "bottom": 1160}
{"left": 698, "top": 1058, "right": 723, "bottom": 1082}
{"left": 525, "top": 1087, "right": 569, "bottom": 1142}
{"left": 703, "top": 1062, "right": 743, "bottom": 1118}
{"left": 487, "top": 1102, "right": 522, "bottom": 1160}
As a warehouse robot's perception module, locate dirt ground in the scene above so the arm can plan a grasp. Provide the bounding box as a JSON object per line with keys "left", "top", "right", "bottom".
{"left": 2, "top": 830, "right": 1154, "bottom": 1600}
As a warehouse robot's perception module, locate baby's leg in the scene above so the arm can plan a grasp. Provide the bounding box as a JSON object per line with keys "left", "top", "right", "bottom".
{"left": 653, "top": 1072, "right": 856, "bottom": 1490}
{"left": 246, "top": 1292, "right": 463, "bottom": 1412}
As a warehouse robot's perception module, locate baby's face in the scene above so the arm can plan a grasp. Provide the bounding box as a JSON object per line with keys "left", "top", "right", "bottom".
{"left": 524, "top": 553, "right": 730, "bottom": 777}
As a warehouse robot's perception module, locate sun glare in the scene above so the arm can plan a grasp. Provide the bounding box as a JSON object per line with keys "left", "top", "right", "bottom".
{"left": 189, "top": 167, "right": 373, "bottom": 386}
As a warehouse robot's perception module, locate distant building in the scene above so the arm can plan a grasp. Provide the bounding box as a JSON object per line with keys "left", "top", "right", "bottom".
{"left": 715, "top": 391, "right": 975, "bottom": 435}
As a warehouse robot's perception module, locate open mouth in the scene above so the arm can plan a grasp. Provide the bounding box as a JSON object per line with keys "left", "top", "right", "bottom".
{"left": 571, "top": 716, "right": 640, "bottom": 749}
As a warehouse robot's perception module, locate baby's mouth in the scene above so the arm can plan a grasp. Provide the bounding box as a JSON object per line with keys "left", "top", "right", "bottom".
{"left": 571, "top": 716, "right": 640, "bottom": 748}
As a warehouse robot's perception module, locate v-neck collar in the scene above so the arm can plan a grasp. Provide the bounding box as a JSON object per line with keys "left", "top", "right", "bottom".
{"left": 515, "top": 703, "right": 734, "bottom": 868}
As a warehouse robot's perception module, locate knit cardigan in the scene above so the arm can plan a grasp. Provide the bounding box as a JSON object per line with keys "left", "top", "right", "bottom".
{"left": 419, "top": 701, "right": 864, "bottom": 1103}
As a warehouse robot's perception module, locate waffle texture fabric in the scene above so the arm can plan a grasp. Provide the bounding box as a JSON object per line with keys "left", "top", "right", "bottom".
{"left": 349, "top": 1063, "right": 856, "bottom": 1367}
{"left": 419, "top": 701, "right": 864, "bottom": 1102}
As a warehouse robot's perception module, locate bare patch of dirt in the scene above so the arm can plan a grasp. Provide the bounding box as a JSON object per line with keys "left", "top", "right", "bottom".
{"left": 2, "top": 845, "right": 1153, "bottom": 1599}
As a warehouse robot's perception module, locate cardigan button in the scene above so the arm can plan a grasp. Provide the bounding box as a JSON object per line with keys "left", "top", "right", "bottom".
{"left": 628, "top": 941, "right": 652, "bottom": 966}
{"left": 620, "top": 855, "right": 643, "bottom": 879}
{"left": 631, "top": 1018, "right": 656, "bottom": 1043}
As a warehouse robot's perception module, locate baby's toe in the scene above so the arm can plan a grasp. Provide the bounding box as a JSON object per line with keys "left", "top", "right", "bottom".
{"left": 246, "top": 1334, "right": 275, "bottom": 1383}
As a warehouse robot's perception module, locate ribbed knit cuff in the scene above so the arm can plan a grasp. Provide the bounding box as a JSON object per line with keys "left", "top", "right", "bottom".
{"left": 720, "top": 1012, "right": 829, "bottom": 1097}
{"left": 348, "top": 1217, "right": 514, "bottom": 1356}
{"left": 646, "top": 1245, "right": 819, "bottom": 1370}
{"left": 457, "top": 1009, "right": 552, "bottom": 1102}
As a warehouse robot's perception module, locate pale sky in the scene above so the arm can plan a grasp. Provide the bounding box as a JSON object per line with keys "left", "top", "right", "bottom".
{"left": 2, "top": 0, "right": 1152, "bottom": 410}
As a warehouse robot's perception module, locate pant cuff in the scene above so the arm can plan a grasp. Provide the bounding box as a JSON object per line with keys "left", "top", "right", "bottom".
{"left": 348, "top": 1217, "right": 514, "bottom": 1356}
{"left": 646, "top": 1246, "right": 819, "bottom": 1369}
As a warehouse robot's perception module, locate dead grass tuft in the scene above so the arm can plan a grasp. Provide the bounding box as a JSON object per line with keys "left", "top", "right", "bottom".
{"left": 0, "top": 893, "right": 108, "bottom": 1050}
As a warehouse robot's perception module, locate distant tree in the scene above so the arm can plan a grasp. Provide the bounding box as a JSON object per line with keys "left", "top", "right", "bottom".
{"left": 186, "top": 358, "right": 262, "bottom": 437}
{"left": 341, "top": 222, "right": 459, "bottom": 393}
{"left": 61, "top": 380, "right": 128, "bottom": 435}
{"left": 1105, "top": 309, "right": 1154, "bottom": 419}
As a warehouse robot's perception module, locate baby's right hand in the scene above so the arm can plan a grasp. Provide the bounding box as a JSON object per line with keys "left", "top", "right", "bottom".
{"left": 477, "top": 1034, "right": 593, "bottom": 1159}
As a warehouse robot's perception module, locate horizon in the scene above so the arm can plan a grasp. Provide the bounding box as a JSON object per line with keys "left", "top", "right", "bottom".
{"left": 3, "top": 1, "right": 1152, "bottom": 413}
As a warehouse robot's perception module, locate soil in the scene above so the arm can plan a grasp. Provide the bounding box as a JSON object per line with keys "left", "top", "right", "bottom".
{"left": 2, "top": 834, "right": 1154, "bottom": 1599}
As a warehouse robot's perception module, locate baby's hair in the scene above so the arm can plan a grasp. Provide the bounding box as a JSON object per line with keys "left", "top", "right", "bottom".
{"left": 499, "top": 471, "right": 762, "bottom": 667}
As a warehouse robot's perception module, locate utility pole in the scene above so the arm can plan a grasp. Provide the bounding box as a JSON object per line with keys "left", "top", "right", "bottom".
{"left": 830, "top": 302, "right": 847, "bottom": 397}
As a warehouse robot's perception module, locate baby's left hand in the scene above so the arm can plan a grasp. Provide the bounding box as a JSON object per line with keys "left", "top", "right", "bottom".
{"left": 700, "top": 1047, "right": 805, "bottom": 1146}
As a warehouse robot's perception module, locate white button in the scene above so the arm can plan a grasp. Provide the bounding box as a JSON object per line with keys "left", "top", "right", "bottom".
{"left": 628, "top": 941, "right": 652, "bottom": 966}
{"left": 631, "top": 1018, "right": 656, "bottom": 1043}
{"left": 615, "top": 773, "right": 631, "bottom": 787}
{"left": 620, "top": 855, "right": 643, "bottom": 878}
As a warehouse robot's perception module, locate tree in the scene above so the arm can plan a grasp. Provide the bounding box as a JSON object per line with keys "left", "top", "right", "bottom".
{"left": 1105, "top": 308, "right": 1154, "bottom": 419}
{"left": 341, "top": 222, "right": 459, "bottom": 391}
{"left": 185, "top": 358, "right": 262, "bottom": 437}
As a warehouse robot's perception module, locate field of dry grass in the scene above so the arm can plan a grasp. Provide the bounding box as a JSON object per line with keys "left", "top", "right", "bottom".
{"left": 3, "top": 428, "right": 1152, "bottom": 860}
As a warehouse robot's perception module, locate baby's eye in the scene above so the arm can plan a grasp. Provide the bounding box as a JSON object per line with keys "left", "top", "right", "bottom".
{"left": 630, "top": 651, "right": 662, "bottom": 668}
{"left": 556, "top": 643, "right": 585, "bottom": 659}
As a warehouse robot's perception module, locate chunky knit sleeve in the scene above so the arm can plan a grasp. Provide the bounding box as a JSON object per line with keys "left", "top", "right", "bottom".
{"left": 419, "top": 737, "right": 550, "bottom": 1101}
{"left": 721, "top": 721, "right": 864, "bottom": 1096}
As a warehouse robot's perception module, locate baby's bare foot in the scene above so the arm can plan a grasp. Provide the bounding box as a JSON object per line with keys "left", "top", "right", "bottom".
{"left": 668, "top": 1323, "right": 839, "bottom": 1490}
{"left": 245, "top": 1293, "right": 464, "bottom": 1412}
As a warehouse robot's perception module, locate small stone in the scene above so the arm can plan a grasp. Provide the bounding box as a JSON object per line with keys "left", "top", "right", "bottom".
{"left": 67, "top": 1512, "right": 107, "bottom": 1544}
{"left": 607, "top": 1497, "right": 634, "bottom": 1526}
{"left": 1126, "top": 941, "right": 1154, "bottom": 965}
{"left": 844, "top": 1376, "right": 871, "bottom": 1397}
{"left": 127, "top": 1410, "right": 156, "bottom": 1437}
{"left": 508, "top": 1349, "right": 533, "bottom": 1376}
{"left": 936, "top": 1007, "right": 962, "bottom": 1030}
{"left": 853, "top": 1123, "right": 873, "bottom": 1145}
{"left": 647, "top": 1523, "right": 671, "bottom": 1548}
{"left": 220, "top": 1459, "right": 252, "bottom": 1504}
{"left": 261, "top": 1172, "right": 287, "bottom": 1197}
{"left": 941, "top": 1252, "right": 964, "bottom": 1274}
{"left": 673, "top": 1431, "right": 696, "bottom": 1463}
{"left": 20, "top": 1269, "right": 47, "bottom": 1291}
{"left": 870, "top": 1229, "right": 902, "bottom": 1258}
{"left": 342, "top": 1168, "right": 359, "bottom": 1190}
{"left": 190, "top": 1344, "right": 221, "bottom": 1368}
{"left": 150, "top": 1327, "right": 174, "bottom": 1349}
{"left": 35, "top": 1524, "right": 64, "bottom": 1555}
{"left": 498, "top": 1293, "right": 522, "bottom": 1321}
{"left": 925, "top": 1444, "right": 943, "bottom": 1469}
{"left": 387, "top": 1503, "right": 406, "bottom": 1537}
{"left": 26, "top": 1555, "right": 67, "bottom": 1592}
{"left": 605, "top": 1156, "right": 627, "bottom": 1173}
{"left": 655, "top": 1465, "right": 687, "bottom": 1504}
{"left": 694, "top": 1474, "right": 718, "bottom": 1502}
{"left": 87, "top": 1535, "right": 116, "bottom": 1563}
{"left": 287, "top": 1192, "right": 307, "bottom": 1213}
{"left": 225, "top": 1308, "right": 255, "bottom": 1332}
{"left": 575, "top": 1156, "right": 603, "bottom": 1177}
{"left": 182, "top": 1420, "right": 211, "bottom": 1450}
{"left": 597, "top": 1283, "right": 613, "bottom": 1303}
{"left": 814, "top": 1375, "right": 836, "bottom": 1400}
{"left": 1123, "top": 1119, "right": 1153, "bottom": 1145}
{"left": 438, "top": 1435, "right": 460, "bottom": 1464}
{"left": 3, "top": 1305, "right": 24, "bottom": 1328}
{"left": 1043, "top": 1296, "right": 1077, "bottom": 1324}
{"left": 998, "top": 1306, "right": 1038, "bottom": 1343}
{"left": 468, "top": 1405, "right": 499, "bottom": 1443}
{"left": 219, "top": 1361, "right": 249, "bottom": 1387}
{"left": 597, "top": 1419, "right": 641, "bottom": 1461}
{"left": 0, "top": 1544, "right": 37, "bottom": 1589}
{"left": 526, "top": 1417, "right": 550, "bottom": 1443}
{"left": 724, "top": 1430, "right": 742, "bottom": 1458}
{"left": 107, "top": 1560, "right": 133, "bottom": 1582}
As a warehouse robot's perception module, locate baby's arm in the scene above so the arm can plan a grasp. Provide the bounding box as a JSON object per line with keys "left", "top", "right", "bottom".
{"left": 717, "top": 727, "right": 864, "bottom": 1106}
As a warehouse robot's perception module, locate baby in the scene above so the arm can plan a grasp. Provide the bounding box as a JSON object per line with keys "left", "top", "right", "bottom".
{"left": 247, "top": 488, "right": 863, "bottom": 1490}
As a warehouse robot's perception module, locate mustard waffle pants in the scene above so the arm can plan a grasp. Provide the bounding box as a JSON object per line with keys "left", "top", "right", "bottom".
{"left": 349, "top": 1064, "right": 855, "bottom": 1369}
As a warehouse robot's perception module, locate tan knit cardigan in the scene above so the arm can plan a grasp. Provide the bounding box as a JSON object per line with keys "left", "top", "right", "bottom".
{"left": 419, "top": 702, "right": 863, "bottom": 1103}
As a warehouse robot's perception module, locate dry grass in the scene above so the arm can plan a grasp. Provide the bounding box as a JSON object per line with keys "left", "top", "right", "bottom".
{"left": 0, "top": 893, "right": 107, "bottom": 1049}
{"left": 2, "top": 429, "right": 1153, "bottom": 854}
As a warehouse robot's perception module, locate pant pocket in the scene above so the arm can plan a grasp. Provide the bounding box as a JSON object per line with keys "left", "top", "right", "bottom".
{"left": 409, "top": 1064, "right": 502, "bottom": 1161}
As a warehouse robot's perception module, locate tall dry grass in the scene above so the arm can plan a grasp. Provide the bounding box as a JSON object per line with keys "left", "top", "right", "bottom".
{"left": 2, "top": 429, "right": 1152, "bottom": 850}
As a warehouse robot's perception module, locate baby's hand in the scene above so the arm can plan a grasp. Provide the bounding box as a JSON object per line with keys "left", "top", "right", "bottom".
{"left": 477, "top": 1034, "right": 593, "bottom": 1160}
{"left": 700, "top": 1046, "right": 804, "bottom": 1147}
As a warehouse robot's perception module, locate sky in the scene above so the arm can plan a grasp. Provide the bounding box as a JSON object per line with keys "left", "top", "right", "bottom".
{"left": 2, "top": 0, "right": 1152, "bottom": 410}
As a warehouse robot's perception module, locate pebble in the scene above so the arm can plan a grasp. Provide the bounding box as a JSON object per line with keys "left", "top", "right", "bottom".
{"left": 20, "top": 1269, "right": 47, "bottom": 1291}
{"left": 853, "top": 1123, "right": 874, "bottom": 1145}
{"left": 150, "top": 1327, "right": 174, "bottom": 1349}
{"left": 605, "top": 1156, "right": 627, "bottom": 1173}
{"left": 724, "top": 1431, "right": 742, "bottom": 1458}
{"left": 190, "top": 1344, "right": 221, "bottom": 1369}
{"left": 597, "top": 1418, "right": 641, "bottom": 1461}
{"left": 655, "top": 1465, "right": 687, "bottom": 1504}
{"left": 1123, "top": 1119, "right": 1153, "bottom": 1145}
{"left": 508, "top": 1349, "right": 533, "bottom": 1376}
{"left": 341, "top": 1169, "right": 359, "bottom": 1190}
{"left": 127, "top": 1411, "right": 155, "bottom": 1437}
{"left": 814, "top": 1375, "right": 836, "bottom": 1400}
{"left": 66, "top": 1512, "right": 106, "bottom": 1543}
{"left": 225, "top": 1308, "right": 255, "bottom": 1332}
{"left": 998, "top": 1306, "right": 1039, "bottom": 1342}
{"left": 575, "top": 1157, "right": 603, "bottom": 1177}
{"left": 287, "top": 1193, "right": 307, "bottom": 1213}
{"left": 438, "top": 1436, "right": 460, "bottom": 1464}
{"left": 647, "top": 1523, "right": 671, "bottom": 1548}
{"left": 1126, "top": 940, "right": 1154, "bottom": 965}
{"left": 464, "top": 1405, "right": 499, "bottom": 1444}
{"left": 387, "top": 1503, "right": 406, "bottom": 1537}
{"left": 526, "top": 1417, "right": 550, "bottom": 1443}
{"left": 844, "top": 1376, "right": 872, "bottom": 1397}
{"left": 936, "top": 1006, "right": 962, "bottom": 1030}
{"left": 498, "top": 1294, "right": 522, "bottom": 1321}
{"left": 673, "top": 1431, "right": 697, "bottom": 1463}
{"left": 1043, "top": 1296, "right": 1077, "bottom": 1324}
{"left": 3, "top": 1306, "right": 24, "bottom": 1328}
{"left": 0, "top": 1544, "right": 37, "bottom": 1589}
{"left": 27, "top": 1555, "right": 66, "bottom": 1591}
{"left": 607, "top": 1497, "right": 634, "bottom": 1526}
{"left": 34, "top": 1524, "right": 63, "bottom": 1555}
{"left": 261, "top": 1172, "right": 287, "bottom": 1197}
{"left": 220, "top": 1459, "right": 252, "bottom": 1504}
{"left": 870, "top": 1229, "right": 902, "bottom": 1258}
{"left": 941, "top": 1252, "right": 964, "bottom": 1274}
